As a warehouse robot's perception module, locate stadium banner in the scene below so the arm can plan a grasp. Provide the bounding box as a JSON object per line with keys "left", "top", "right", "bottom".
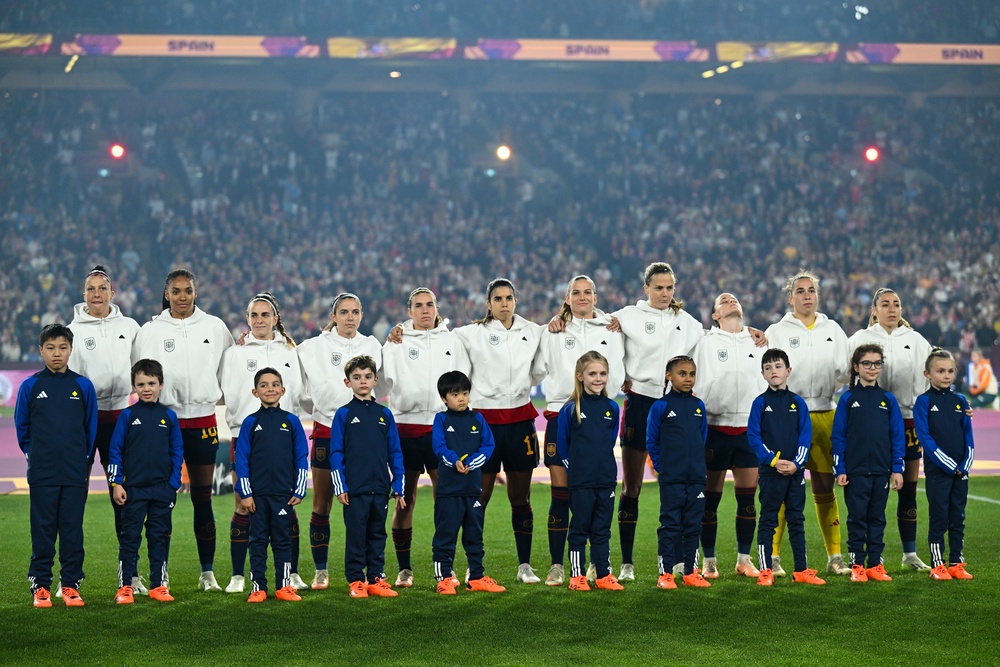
{"left": 61, "top": 34, "right": 320, "bottom": 57}
{"left": 0, "top": 33, "right": 52, "bottom": 55}
{"left": 716, "top": 41, "right": 839, "bottom": 63}
{"left": 464, "top": 39, "right": 708, "bottom": 61}
{"left": 845, "top": 43, "right": 1000, "bottom": 65}
{"left": 327, "top": 38, "right": 456, "bottom": 59}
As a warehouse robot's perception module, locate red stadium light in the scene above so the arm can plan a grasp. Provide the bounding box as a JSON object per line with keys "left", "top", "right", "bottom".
{"left": 110, "top": 143, "right": 126, "bottom": 159}
{"left": 864, "top": 146, "right": 879, "bottom": 162}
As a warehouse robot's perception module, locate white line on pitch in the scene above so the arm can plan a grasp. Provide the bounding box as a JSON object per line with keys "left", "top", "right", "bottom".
{"left": 919, "top": 487, "right": 1000, "bottom": 505}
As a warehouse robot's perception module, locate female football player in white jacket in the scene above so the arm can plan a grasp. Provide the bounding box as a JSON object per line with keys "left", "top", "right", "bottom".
{"left": 764, "top": 272, "right": 851, "bottom": 576}
{"left": 692, "top": 293, "right": 768, "bottom": 580}
{"left": 848, "top": 287, "right": 934, "bottom": 571}
{"left": 219, "top": 292, "right": 306, "bottom": 593}
{"left": 296, "top": 292, "right": 382, "bottom": 590}
{"left": 132, "top": 268, "right": 235, "bottom": 591}
{"left": 382, "top": 287, "right": 470, "bottom": 588}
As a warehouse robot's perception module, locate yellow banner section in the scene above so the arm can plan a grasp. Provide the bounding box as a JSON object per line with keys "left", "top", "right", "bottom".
{"left": 327, "top": 38, "right": 455, "bottom": 59}
{"left": 0, "top": 33, "right": 52, "bottom": 53}
{"left": 717, "top": 42, "right": 838, "bottom": 62}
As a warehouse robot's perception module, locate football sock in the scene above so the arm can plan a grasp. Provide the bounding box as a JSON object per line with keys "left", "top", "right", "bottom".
{"left": 735, "top": 486, "right": 757, "bottom": 555}
{"left": 230, "top": 512, "right": 250, "bottom": 576}
{"left": 289, "top": 509, "right": 300, "bottom": 572}
{"left": 700, "top": 491, "right": 723, "bottom": 558}
{"left": 191, "top": 485, "right": 216, "bottom": 570}
{"left": 392, "top": 527, "right": 413, "bottom": 571}
{"left": 512, "top": 503, "right": 534, "bottom": 564}
{"left": 897, "top": 481, "right": 918, "bottom": 553}
{"left": 772, "top": 503, "right": 786, "bottom": 558}
{"left": 547, "top": 486, "right": 570, "bottom": 565}
{"left": 618, "top": 495, "right": 639, "bottom": 564}
{"left": 813, "top": 492, "right": 842, "bottom": 556}
{"left": 310, "top": 512, "right": 330, "bottom": 570}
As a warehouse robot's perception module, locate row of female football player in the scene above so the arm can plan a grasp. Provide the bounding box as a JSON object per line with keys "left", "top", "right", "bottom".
{"left": 67, "top": 261, "right": 940, "bottom": 594}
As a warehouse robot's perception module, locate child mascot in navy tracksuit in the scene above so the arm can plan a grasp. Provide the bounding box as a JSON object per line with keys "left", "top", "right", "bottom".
{"left": 108, "top": 359, "right": 183, "bottom": 604}
{"left": 832, "top": 343, "right": 905, "bottom": 583}
{"left": 747, "top": 349, "right": 825, "bottom": 586}
{"left": 431, "top": 370, "right": 506, "bottom": 594}
{"left": 913, "top": 348, "right": 975, "bottom": 581}
{"left": 234, "top": 367, "right": 310, "bottom": 603}
{"left": 646, "top": 355, "right": 712, "bottom": 590}
{"left": 557, "top": 351, "right": 623, "bottom": 592}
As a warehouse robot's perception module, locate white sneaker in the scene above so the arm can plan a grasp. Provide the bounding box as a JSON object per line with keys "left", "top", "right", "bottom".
{"left": 586, "top": 563, "right": 597, "bottom": 584}
{"left": 462, "top": 569, "right": 470, "bottom": 585}
{"left": 826, "top": 554, "right": 851, "bottom": 575}
{"left": 311, "top": 569, "right": 329, "bottom": 590}
{"left": 902, "top": 553, "right": 931, "bottom": 571}
{"left": 618, "top": 563, "right": 635, "bottom": 581}
{"left": 54, "top": 581, "right": 62, "bottom": 598}
{"left": 131, "top": 576, "right": 149, "bottom": 595}
{"left": 702, "top": 557, "right": 719, "bottom": 579}
{"left": 545, "top": 564, "right": 564, "bottom": 587}
{"left": 395, "top": 568, "right": 414, "bottom": 588}
{"left": 289, "top": 573, "right": 308, "bottom": 590}
{"left": 224, "top": 575, "right": 245, "bottom": 593}
{"left": 735, "top": 554, "right": 760, "bottom": 578}
{"left": 199, "top": 571, "right": 223, "bottom": 591}
{"left": 672, "top": 562, "right": 684, "bottom": 576}
{"left": 516, "top": 563, "right": 541, "bottom": 584}
{"left": 771, "top": 556, "right": 787, "bottom": 578}
{"left": 162, "top": 571, "right": 169, "bottom": 589}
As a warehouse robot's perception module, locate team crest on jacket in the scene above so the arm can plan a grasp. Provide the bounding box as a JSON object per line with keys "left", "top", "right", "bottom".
{"left": 164, "top": 339, "right": 175, "bottom": 353}
{"left": 489, "top": 334, "right": 501, "bottom": 346}
{"left": 408, "top": 347, "right": 419, "bottom": 360}
{"left": 789, "top": 336, "right": 800, "bottom": 349}
{"left": 564, "top": 336, "right": 576, "bottom": 350}
{"left": 247, "top": 359, "right": 258, "bottom": 372}
{"left": 84, "top": 337, "right": 96, "bottom": 350}
{"left": 645, "top": 322, "right": 656, "bottom": 334}
{"left": 717, "top": 349, "right": 729, "bottom": 362}
{"left": 331, "top": 352, "right": 343, "bottom": 365}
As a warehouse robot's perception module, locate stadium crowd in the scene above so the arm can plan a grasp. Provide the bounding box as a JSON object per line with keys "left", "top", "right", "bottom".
{"left": 1, "top": 90, "right": 998, "bottom": 366}
{"left": 1, "top": 0, "right": 999, "bottom": 43}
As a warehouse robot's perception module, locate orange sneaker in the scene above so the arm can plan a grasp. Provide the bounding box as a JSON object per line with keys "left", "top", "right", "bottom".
{"left": 947, "top": 563, "right": 973, "bottom": 580}
{"left": 595, "top": 574, "right": 623, "bottom": 590}
{"left": 149, "top": 586, "right": 174, "bottom": 601}
{"left": 656, "top": 573, "right": 677, "bottom": 589}
{"left": 735, "top": 557, "right": 760, "bottom": 578}
{"left": 756, "top": 569, "right": 774, "bottom": 587}
{"left": 929, "top": 564, "right": 953, "bottom": 581}
{"left": 682, "top": 572, "right": 711, "bottom": 588}
{"left": 349, "top": 580, "right": 368, "bottom": 598}
{"left": 367, "top": 578, "right": 398, "bottom": 597}
{"left": 792, "top": 569, "right": 826, "bottom": 585}
{"left": 865, "top": 564, "right": 892, "bottom": 581}
{"left": 850, "top": 564, "right": 868, "bottom": 582}
{"left": 247, "top": 590, "right": 267, "bottom": 603}
{"left": 467, "top": 576, "right": 506, "bottom": 593}
{"left": 115, "top": 586, "right": 135, "bottom": 605}
{"left": 33, "top": 587, "right": 52, "bottom": 608}
{"left": 276, "top": 586, "right": 302, "bottom": 601}
{"left": 436, "top": 578, "right": 458, "bottom": 595}
{"left": 567, "top": 575, "right": 590, "bottom": 591}
{"left": 61, "top": 587, "right": 85, "bottom": 607}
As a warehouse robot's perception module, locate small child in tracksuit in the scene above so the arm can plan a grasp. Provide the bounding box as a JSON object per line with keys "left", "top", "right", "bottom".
{"left": 108, "top": 359, "right": 183, "bottom": 604}
{"left": 15, "top": 324, "right": 97, "bottom": 608}
{"left": 330, "top": 355, "right": 405, "bottom": 598}
{"left": 646, "top": 355, "right": 711, "bottom": 589}
{"left": 431, "top": 370, "right": 504, "bottom": 594}
{"left": 747, "top": 349, "right": 824, "bottom": 586}
{"left": 557, "top": 351, "right": 622, "bottom": 592}
{"left": 913, "top": 348, "right": 975, "bottom": 581}
{"left": 234, "top": 367, "right": 309, "bottom": 603}
{"left": 832, "top": 343, "right": 905, "bottom": 583}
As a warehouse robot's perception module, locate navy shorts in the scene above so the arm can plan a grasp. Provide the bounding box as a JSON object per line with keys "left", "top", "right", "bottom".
{"left": 182, "top": 425, "right": 219, "bottom": 467}
{"left": 543, "top": 415, "right": 562, "bottom": 468}
{"left": 401, "top": 434, "right": 438, "bottom": 474}
{"left": 704, "top": 428, "right": 757, "bottom": 471}
{"left": 621, "top": 392, "right": 656, "bottom": 451}
{"left": 483, "top": 419, "right": 539, "bottom": 474}
{"left": 904, "top": 425, "right": 922, "bottom": 462}
{"left": 311, "top": 437, "right": 331, "bottom": 470}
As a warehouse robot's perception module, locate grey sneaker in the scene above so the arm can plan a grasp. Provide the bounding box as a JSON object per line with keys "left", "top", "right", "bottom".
{"left": 902, "top": 553, "right": 931, "bottom": 571}
{"left": 199, "top": 571, "right": 223, "bottom": 591}
{"left": 618, "top": 563, "right": 635, "bottom": 581}
{"left": 771, "top": 556, "right": 787, "bottom": 578}
{"left": 289, "top": 573, "right": 309, "bottom": 590}
{"left": 516, "top": 563, "right": 541, "bottom": 584}
{"left": 224, "top": 575, "right": 245, "bottom": 593}
{"left": 827, "top": 555, "right": 851, "bottom": 575}
{"left": 395, "top": 569, "right": 414, "bottom": 588}
{"left": 544, "top": 564, "right": 564, "bottom": 587}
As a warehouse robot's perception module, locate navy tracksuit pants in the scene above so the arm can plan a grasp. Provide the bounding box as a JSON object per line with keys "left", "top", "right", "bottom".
{"left": 249, "top": 495, "right": 295, "bottom": 594}
{"left": 568, "top": 487, "right": 616, "bottom": 579}
{"left": 343, "top": 493, "right": 388, "bottom": 584}
{"left": 118, "top": 482, "right": 175, "bottom": 588}
{"left": 28, "top": 485, "right": 89, "bottom": 592}
{"left": 658, "top": 481, "right": 704, "bottom": 576}
{"left": 925, "top": 467, "right": 968, "bottom": 567}
{"left": 432, "top": 496, "right": 485, "bottom": 581}
{"left": 844, "top": 474, "right": 890, "bottom": 568}
{"left": 757, "top": 469, "right": 807, "bottom": 572}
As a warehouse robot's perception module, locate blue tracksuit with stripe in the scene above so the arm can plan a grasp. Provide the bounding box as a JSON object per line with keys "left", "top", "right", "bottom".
{"left": 15, "top": 367, "right": 98, "bottom": 592}
{"left": 557, "top": 393, "right": 620, "bottom": 579}
{"left": 431, "top": 408, "right": 495, "bottom": 581}
{"left": 913, "top": 387, "right": 974, "bottom": 567}
{"left": 646, "top": 388, "right": 708, "bottom": 575}
{"left": 832, "top": 382, "right": 905, "bottom": 567}
{"left": 234, "top": 406, "right": 309, "bottom": 593}
{"left": 107, "top": 400, "right": 183, "bottom": 588}
{"left": 330, "top": 396, "right": 404, "bottom": 584}
{"left": 747, "top": 387, "right": 812, "bottom": 572}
